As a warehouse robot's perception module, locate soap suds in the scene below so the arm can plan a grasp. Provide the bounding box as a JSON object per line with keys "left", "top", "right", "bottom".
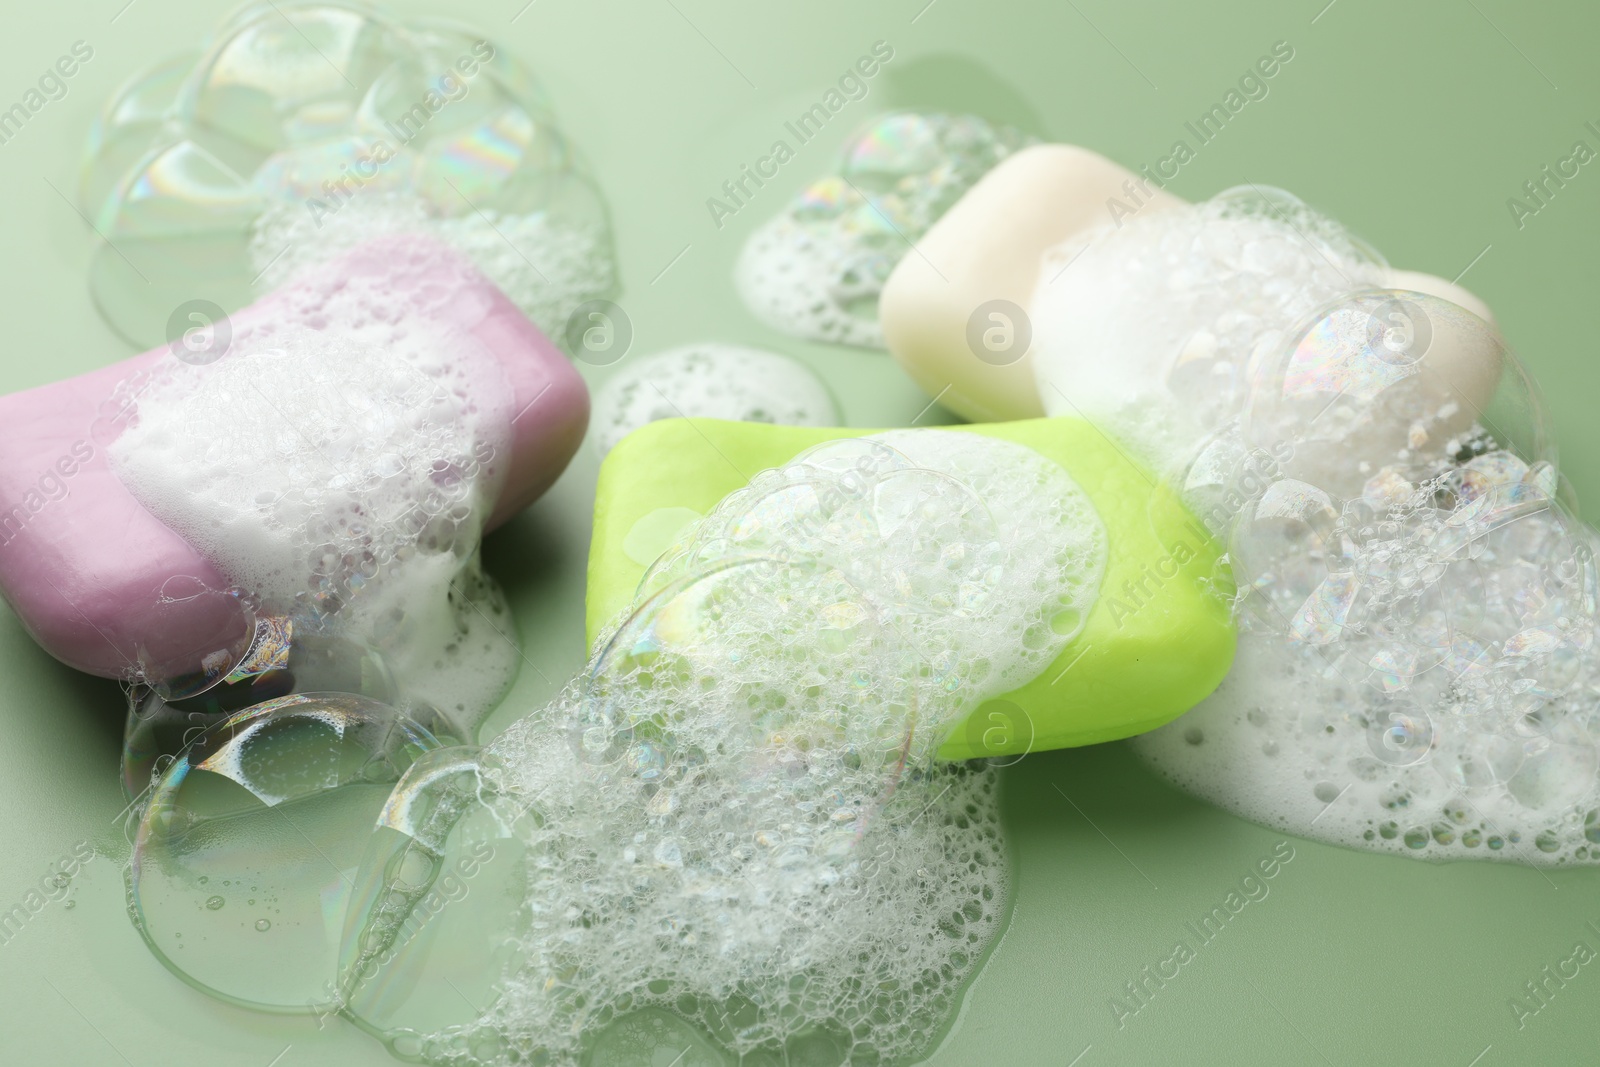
{"left": 591, "top": 343, "right": 838, "bottom": 456}
{"left": 251, "top": 192, "right": 615, "bottom": 342}
{"left": 736, "top": 112, "right": 1034, "bottom": 348}
{"left": 375, "top": 431, "right": 1107, "bottom": 1065}
{"left": 1031, "top": 186, "right": 1387, "bottom": 476}
{"left": 81, "top": 5, "right": 617, "bottom": 347}
{"left": 107, "top": 239, "right": 520, "bottom": 737}
{"left": 1122, "top": 282, "right": 1600, "bottom": 865}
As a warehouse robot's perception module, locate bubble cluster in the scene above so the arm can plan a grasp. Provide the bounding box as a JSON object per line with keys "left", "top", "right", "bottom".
{"left": 1129, "top": 286, "right": 1600, "bottom": 866}
{"left": 106, "top": 237, "right": 519, "bottom": 743}
{"left": 251, "top": 193, "right": 615, "bottom": 341}
{"left": 80, "top": 1, "right": 615, "bottom": 345}
{"left": 1031, "top": 186, "right": 1387, "bottom": 473}
{"left": 591, "top": 343, "right": 838, "bottom": 455}
{"left": 736, "top": 112, "right": 1034, "bottom": 348}
{"left": 344, "top": 430, "right": 1102, "bottom": 1065}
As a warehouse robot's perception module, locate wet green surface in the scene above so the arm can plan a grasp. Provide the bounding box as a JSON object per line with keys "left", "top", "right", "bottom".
{"left": 2, "top": 1, "right": 1598, "bottom": 1063}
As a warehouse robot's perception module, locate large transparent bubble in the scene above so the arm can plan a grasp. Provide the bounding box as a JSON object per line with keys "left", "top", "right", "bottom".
{"left": 130, "top": 693, "right": 443, "bottom": 1011}
{"left": 335, "top": 748, "right": 533, "bottom": 1058}
{"left": 122, "top": 617, "right": 405, "bottom": 800}
{"left": 80, "top": 1, "right": 615, "bottom": 347}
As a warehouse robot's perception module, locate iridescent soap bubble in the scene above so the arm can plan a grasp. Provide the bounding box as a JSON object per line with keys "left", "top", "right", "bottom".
{"left": 79, "top": 1, "right": 615, "bottom": 347}
{"left": 1134, "top": 288, "right": 1600, "bottom": 865}
{"left": 1229, "top": 290, "right": 1578, "bottom": 668}
{"left": 131, "top": 693, "right": 442, "bottom": 1011}
{"left": 121, "top": 618, "right": 402, "bottom": 799}
{"left": 1033, "top": 185, "right": 1388, "bottom": 476}
{"left": 735, "top": 112, "right": 1033, "bottom": 348}
{"left": 336, "top": 748, "right": 534, "bottom": 1043}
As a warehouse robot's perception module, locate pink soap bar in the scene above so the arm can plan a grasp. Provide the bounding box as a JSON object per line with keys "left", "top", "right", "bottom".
{"left": 0, "top": 234, "right": 588, "bottom": 680}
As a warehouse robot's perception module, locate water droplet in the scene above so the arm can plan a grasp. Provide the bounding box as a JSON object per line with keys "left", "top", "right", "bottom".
{"left": 255, "top": 919, "right": 271, "bottom": 932}
{"left": 205, "top": 896, "right": 225, "bottom": 910}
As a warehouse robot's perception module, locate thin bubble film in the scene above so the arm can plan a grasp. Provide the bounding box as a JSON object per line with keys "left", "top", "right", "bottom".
{"left": 1031, "top": 185, "right": 1388, "bottom": 474}
{"left": 591, "top": 343, "right": 839, "bottom": 456}
{"left": 372, "top": 429, "right": 1104, "bottom": 1065}
{"left": 1131, "top": 285, "right": 1600, "bottom": 866}
{"left": 735, "top": 112, "right": 1034, "bottom": 348}
{"left": 130, "top": 694, "right": 444, "bottom": 1011}
{"left": 80, "top": 1, "right": 615, "bottom": 345}
{"left": 106, "top": 241, "right": 519, "bottom": 741}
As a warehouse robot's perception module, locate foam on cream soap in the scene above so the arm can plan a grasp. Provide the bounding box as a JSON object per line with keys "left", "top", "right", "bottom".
{"left": 879, "top": 146, "right": 1495, "bottom": 431}
{"left": 1134, "top": 290, "right": 1600, "bottom": 867}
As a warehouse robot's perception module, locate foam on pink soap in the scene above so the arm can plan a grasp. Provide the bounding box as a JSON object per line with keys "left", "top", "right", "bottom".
{"left": 0, "top": 234, "right": 586, "bottom": 692}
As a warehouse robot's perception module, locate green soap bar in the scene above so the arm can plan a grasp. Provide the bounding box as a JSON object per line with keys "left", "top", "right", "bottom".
{"left": 587, "top": 417, "right": 1237, "bottom": 758}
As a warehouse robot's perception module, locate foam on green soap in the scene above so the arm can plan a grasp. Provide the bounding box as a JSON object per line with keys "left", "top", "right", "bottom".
{"left": 588, "top": 416, "right": 1237, "bottom": 756}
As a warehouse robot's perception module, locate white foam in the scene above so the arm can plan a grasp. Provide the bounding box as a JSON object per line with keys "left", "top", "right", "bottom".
{"left": 1030, "top": 186, "right": 1386, "bottom": 475}
{"left": 735, "top": 112, "right": 1034, "bottom": 348}
{"left": 407, "top": 429, "right": 1105, "bottom": 1064}
{"left": 591, "top": 343, "right": 838, "bottom": 455}
{"left": 108, "top": 244, "right": 520, "bottom": 732}
{"left": 251, "top": 192, "right": 616, "bottom": 341}
{"left": 1050, "top": 209, "right": 1600, "bottom": 866}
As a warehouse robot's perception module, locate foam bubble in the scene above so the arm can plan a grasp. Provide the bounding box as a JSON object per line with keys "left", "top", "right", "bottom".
{"left": 108, "top": 242, "right": 519, "bottom": 737}
{"left": 1130, "top": 287, "right": 1600, "bottom": 866}
{"left": 736, "top": 113, "right": 1034, "bottom": 348}
{"left": 591, "top": 343, "right": 838, "bottom": 455}
{"left": 251, "top": 193, "right": 615, "bottom": 340}
{"left": 362, "top": 429, "right": 1105, "bottom": 1064}
{"left": 1031, "top": 186, "right": 1387, "bottom": 473}
{"left": 80, "top": 3, "right": 616, "bottom": 346}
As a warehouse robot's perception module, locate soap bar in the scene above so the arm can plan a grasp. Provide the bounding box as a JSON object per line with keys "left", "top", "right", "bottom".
{"left": 588, "top": 416, "right": 1237, "bottom": 756}
{"left": 0, "top": 234, "right": 588, "bottom": 679}
{"left": 879, "top": 145, "right": 1181, "bottom": 423}
{"left": 879, "top": 143, "right": 1496, "bottom": 423}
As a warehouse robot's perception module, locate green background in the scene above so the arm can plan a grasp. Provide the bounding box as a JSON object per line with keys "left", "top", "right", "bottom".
{"left": 3, "top": 0, "right": 1598, "bottom": 1063}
